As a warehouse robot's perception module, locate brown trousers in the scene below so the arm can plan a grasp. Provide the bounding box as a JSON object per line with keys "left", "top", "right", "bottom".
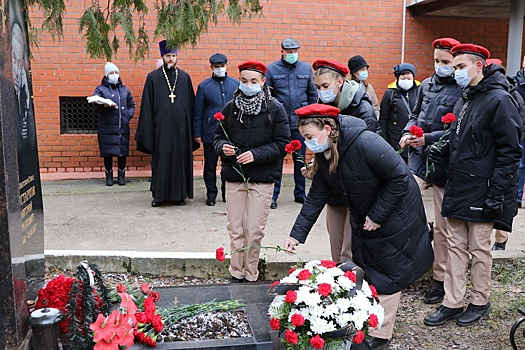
{"left": 443, "top": 218, "right": 494, "bottom": 308}
{"left": 368, "top": 292, "right": 402, "bottom": 339}
{"left": 226, "top": 181, "right": 273, "bottom": 282}
{"left": 326, "top": 205, "right": 353, "bottom": 263}
{"left": 415, "top": 176, "right": 448, "bottom": 282}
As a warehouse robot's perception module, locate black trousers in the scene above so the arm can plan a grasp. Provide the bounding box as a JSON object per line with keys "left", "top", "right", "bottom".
{"left": 103, "top": 156, "right": 126, "bottom": 171}
{"left": 203, "top": 143, "right": 225, "bottom": 200}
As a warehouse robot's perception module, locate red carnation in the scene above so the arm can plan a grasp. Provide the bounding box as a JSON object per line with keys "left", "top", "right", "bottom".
{"left": 369, "top": 314, "right": 379, "bottom": 328}
{"left": 270, "top": 280, "right": 280, "bottom": 288}
{"left": 285, "top": 140, "right": 302, "bottom": 154}
{"left": 285, "top": 329, "right": 299, "bottom": 344}
{"left": 320, "top": 260, "right": 337, "bottom": 268}
{"left": 284, "top": 290, "right": 297, "bottom": 303}
{"left": 214, "top": 112, "right": 225, "bottom": 121}
{"left": 291, "top": 313, "right": 305, "bottom": 327}
{"left": 151, "top": 314, "right": 164, "bottom": 333}
{"left": 310, "top": 335, "right": 325, "bottom": 349}
{"left": 149, "top": 291, "right": 161, "bottom": 303}
{"left": 344, "top": 270, "right": 357, "bottom": 283}
{"left": 409, "top": 125, "right": 424, "bottom": 138}
{"left": 288, "top": 267, "right": 297, "bottom": 274}
{"left": 116, "top": 283, "right": 127, "bottom": 293}
{"left": 216, "top": 247, "right": 226, "bottom": 262}
{"left": 370, "top": 285, "right": 378, "bottom": 298}
{"left": 353, "top": 330, "right": 365, "bottom": 343}
{"left": 297, "top": 269, "right": 312, "bottom": 280}
{"left": 441, "top": 113, "right": 457, "bottom": 125}
{"left": 144, "top": 297, "right": 156, "bottom": 315}
{"left": 318, "top": 283, "right": 333, "bottom": 297}
{"left": 270, "top": 318, "right": 281, "bottom": 330}
{"left": 139, "top": 283, "right": 150, "bottom": 294}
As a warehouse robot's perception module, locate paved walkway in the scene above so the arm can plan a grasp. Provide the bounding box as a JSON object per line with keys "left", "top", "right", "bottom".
{"left": 42, "top": 168, "right": 525, "bottom": 269}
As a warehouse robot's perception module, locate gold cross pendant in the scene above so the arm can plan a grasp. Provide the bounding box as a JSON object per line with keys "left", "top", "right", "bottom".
{"left": 169, "top": 92, "right": 176, "bottom": 103}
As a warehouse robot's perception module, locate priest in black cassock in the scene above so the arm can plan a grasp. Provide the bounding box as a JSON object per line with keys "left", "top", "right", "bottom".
{"left": 135, "top": 41, "right": 196, "bottom": 207}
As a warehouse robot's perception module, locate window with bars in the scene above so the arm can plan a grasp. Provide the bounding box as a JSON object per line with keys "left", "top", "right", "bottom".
{"left": 59, "top": 97, "right": 97, "bottom": 134}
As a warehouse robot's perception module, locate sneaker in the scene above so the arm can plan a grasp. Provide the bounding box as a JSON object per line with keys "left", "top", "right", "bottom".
{"left": 492, "top": 240, "right": 507, "bottom": 250}
{"left": 456, "top": 302, "right": 492, "bottom": 326}
{"left": 423, "top": 279, "right": 445, "bottom": 304}
{"left": 424, "top": 305, "right": 464, "bottom": 326}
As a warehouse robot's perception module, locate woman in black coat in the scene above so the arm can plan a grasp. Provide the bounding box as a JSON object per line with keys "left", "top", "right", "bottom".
{"left": 284, "top": 103, "right": 433, "bottom": 350}
{"left": 93, "top": 62, "right": 135, "bottom": 186}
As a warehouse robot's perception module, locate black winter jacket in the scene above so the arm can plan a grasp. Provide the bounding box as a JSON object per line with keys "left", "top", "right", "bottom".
{"left": 379, "top": 81, "right": 419, "bottom": 159}
{"left": 213, "top": 98, "right": 290, "bottom": 183}
{"left": 93, "top": 77, "right": 135, "bottom": 157}
{"left": 404, "top": 74, "right": 462, "bottom": 186}
{"left": 442, "top": 66, "right": 522, "bottom": 231}
{"left": 290, "top": 116, "right": 433, "bottom": 295}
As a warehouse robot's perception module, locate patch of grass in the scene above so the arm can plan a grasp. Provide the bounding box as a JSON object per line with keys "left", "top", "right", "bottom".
{"left": 492, "top": 259, "right": 525, "bottom": 285}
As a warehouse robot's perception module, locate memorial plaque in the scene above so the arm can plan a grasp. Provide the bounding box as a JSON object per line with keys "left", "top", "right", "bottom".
{"left": 0, "top": 0, "right": 45, "bottom": 348}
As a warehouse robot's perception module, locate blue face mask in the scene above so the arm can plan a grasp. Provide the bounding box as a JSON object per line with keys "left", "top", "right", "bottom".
{"left": 454, "top": 63, "right": 477, "bottom": 88}
{"left": 239, "top": 82, "right": 262, "bottom": 96}
{"left": 285, "top": 53, "right": 298, "bottom": 64}
{"left": 304, "top": 132, "right": 329, "bottom": 153}
{"left": 318, "top": 84, "right": 338, "bottom": 103}
{"left": 435, "top": 64, "right": 453, "bottom": 78}
{"left": 358, "top": 70, "right": 368, "bottom": 81}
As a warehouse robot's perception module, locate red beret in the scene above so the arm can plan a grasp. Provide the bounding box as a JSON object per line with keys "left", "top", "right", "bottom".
{"left": 312, "top": 59, "right": 350, "bottom": 76}
{"left": 295, "top": 104, "right": 341, "bottom": 119}
{"left": 451, "top": 44, "right": 490, "bottom": 60}
{"left": 238, "top": 60, "right": 267, "bottom": 75}
{"left": 432, "top": 38, "right": 461, "bottom": 50}
{"left": 486, "top": 58, "right": 502, "bottom": 66}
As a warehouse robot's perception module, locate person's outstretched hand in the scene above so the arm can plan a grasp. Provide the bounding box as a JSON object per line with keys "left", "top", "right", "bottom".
{"left": 284, "top": 237, "right": 300, "bottom": 255}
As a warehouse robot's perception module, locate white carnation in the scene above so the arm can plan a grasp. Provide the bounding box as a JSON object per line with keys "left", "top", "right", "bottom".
{"left": 305, "top": 260, "right": 321, "bottom": 268}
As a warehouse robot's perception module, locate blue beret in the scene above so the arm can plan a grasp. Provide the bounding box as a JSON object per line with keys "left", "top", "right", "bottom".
{"left": 281, "top": 38, "right": 300, "bottom": 50}
{"left": 159, "top": 40, "right": 178, "bottom": 56}
{"left": 209, "top": 53, "right": 228, "bottom": 64}
{"left": 393, "top": 63, "right": 416, "bottom": 78}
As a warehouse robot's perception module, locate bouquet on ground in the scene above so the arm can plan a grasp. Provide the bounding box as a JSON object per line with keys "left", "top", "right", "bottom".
{"left": 267, "top": 260, "right": 384, "bottom": 350}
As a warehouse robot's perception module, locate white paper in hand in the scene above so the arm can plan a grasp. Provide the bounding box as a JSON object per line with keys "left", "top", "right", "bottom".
{"left": 87, "top": 95, "right": 117, "bottom": 107}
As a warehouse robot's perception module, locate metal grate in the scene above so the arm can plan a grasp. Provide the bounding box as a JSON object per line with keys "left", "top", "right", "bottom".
{"left": 60, "top": 97, "right": 98, "bottom": 134}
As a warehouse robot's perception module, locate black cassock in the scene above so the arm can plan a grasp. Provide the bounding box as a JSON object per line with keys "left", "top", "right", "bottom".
{"left": 135, "top": 66, "right": 195, "bottom": 202}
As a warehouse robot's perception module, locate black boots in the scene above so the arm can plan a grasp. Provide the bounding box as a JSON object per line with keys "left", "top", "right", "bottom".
{"left": 105, "top": 170, "right": 113, "bottom": 186}
{"left": 424, "top": 279, "right": 445, "bottom": 304}
{"left": 118, "top": 169, "right": 126, "bottom": 186}
{"left": 424, "top": 305, "right": 464, "bottom": 326}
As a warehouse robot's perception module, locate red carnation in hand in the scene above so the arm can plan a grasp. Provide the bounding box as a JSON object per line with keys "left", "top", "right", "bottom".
{"left": 285, "top": 329, "right": 299, "bottom": 344}
{"left": 297, "top": 269, "right": 312, "bottom": 280}
{"left": 216, "top": 247, "right": 226, "bottom": 262}
{"left": 285, "top": 140, "right": 303, "bottom": 154}
{"left": 344, "top": 270, "right": 357, "bottom": 283}
{"left": 320, "top": 260, "right": 337, "bottom": 268}
{"left": 291, "top": 313, "right": 305, "bottom": 327}
{"left": 353, "top": 330, "right": 365, "bottom": 343}
{"left": 318, "top": 283, "right": 333, "bottom": 297}
{"left": 441, "top": 113, "right": 457, "bottom": 125}
{"left": 310, "top": 335, "right": 325, "bottom": 349}
{"left": 285, "top": 290, "right": 298, "bottom": 303}
{"left": 409, "top": 125, "right": 424, "bottom": 138}
{"left": 270, "top": 318, "right": 281, "bottom": 330}
{"left": 370, "top": 285, "right": 378, "bottom": 298}
{"left": 214, "top": 112, "right": 225, "bottom": 121}
{"left": 369, "top": 314, "right": 379, "bottom": 328}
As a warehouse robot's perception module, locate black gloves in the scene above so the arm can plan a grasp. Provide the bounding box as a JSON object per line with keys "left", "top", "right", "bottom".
{"left": 483, "top": 194, "right": 504, "bottom": 219}
{"left": 428, "top": 141, "right": 449, "bottom": 164}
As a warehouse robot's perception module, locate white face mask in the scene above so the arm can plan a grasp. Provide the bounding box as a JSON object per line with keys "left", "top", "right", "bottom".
{"left": 398, "top": 79, "right": 413, "bottom": 91}
{"left": 318, "top": 83, "right": 339, "bottom": 103}
{"left": 108, "top": 74, "right": 119, "bottom": 84}
{"left": 239, "top": 82, "right": 262, "bottom": 96}
{"left": 435, "top": 64, "right": 453, "bottom": 78}
{"left": 454, "top": 63, "right": 478, "bottom": 88}
{"left": 213, "top": 67, "right": 227, "bottom": 77}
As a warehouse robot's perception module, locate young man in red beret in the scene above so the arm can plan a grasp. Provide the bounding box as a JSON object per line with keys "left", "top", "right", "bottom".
{"left": 214, "top": 61, "right": 290, "bottom": 283}
{"left": 424, "top": 44, "right": 522, "bottom": 327}
{"left": 400, "top": 37, "right": 463, "bottom": 305}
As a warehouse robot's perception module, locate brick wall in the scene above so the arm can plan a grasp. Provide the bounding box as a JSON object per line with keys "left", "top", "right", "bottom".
{"left": 28, "top": 1, "right": 521, "bottom": 173}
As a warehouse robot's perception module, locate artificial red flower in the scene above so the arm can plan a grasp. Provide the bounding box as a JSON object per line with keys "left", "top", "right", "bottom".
{"left": 441, "top": 113, "right": 457, "bottom": 125}
{"left": 297, "top": 269, "right": 312, "bottom": 280}
{"left": 344, "top": 270, "right": 357, "bottom": 283}
{"left": 284, "top": 290, "right": 297, "bottom": 303}
{"left": 93, "top": 340, "right": 119, "bottom": 350}
{"left": 369, "top": 314, "right": 379, "bottom": 328}
{"left": 216, "top": 247, "right": 226, "bottom": 262}
{"left": 318, "top": 283, "right": 333, "bottom": 297}
{"left": 139, "top": 283, "right": 150, "bottom": 294}
{"left": 288, "top": 267, "right": 297, "bottom": 274}
{"left": 214, "top": 112, "right": 225, "bottom": 121}
{"left": 370, "top": 285, "right": 378, "bottom": 298}
{"left": 149, "top": 291, "right": 161, "bottom": 303}
{"left": 119, "top": 293, "right": 138, "bottom": 315}
{"left": 320, "top": 260, "right": 337, "bottom": 268}
{"left": 269, "top": 318, "right": 281, "bottom": 330}
{"left": 310, "top": 334, "right": 325, "bottom": 349}
{"left": 285, "top": 140, "right": 302, "bottom": 154}
{"left": 409, "top": 125, "right": 424, "bottom": 138}
{"left": 285, "top": 329, "right": 299, "bottom": 344}
{"left": 353, "top": 330, "right": 365, "bottom": 343}
{"left": 291, "top": 313, "right": 305, "bottom": 327}
{"left": 270, "top": 280, "right": 280, "bottom": 288}
{"left": 116, "top": 283, "right": 127, "bottom": 293}
{"left": 90, "top": 313, "right": 118, "bottom": 343}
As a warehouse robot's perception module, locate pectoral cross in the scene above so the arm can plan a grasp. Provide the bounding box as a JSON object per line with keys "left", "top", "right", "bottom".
{"left": 169, "top": 92, "right": 176, "bottom": 103}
